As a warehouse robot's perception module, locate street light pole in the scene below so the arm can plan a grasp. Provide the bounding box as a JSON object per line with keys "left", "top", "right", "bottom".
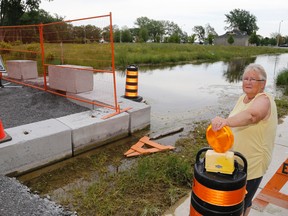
{"left": 277, "top": 20, "right": 283, "bottom": 46}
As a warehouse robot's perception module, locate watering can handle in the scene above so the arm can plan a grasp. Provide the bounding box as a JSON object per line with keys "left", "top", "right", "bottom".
{"left": 234, "top": 151, "right": 248, "bottom": 174}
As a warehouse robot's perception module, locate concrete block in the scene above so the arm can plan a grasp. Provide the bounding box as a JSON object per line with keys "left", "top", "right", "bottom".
{"left": 57, "top": 110, "right": 130, "bottom": 154}
{"left": 48, "top": 65, "right": 93, "bottom": 93}
{"left": 6, "top": 60, "right": 38, "bottom": 80}
{"left": 119, "top": 97, "right": 151, "bottom": 133}
{"left": 0, "top": 119, "right": 72, "bottom": 175}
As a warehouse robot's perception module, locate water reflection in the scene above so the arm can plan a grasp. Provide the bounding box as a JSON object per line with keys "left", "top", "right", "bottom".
{"left": 113, "top": 54, "right": 288, "bottom": 131}
{"left": 223, "top": 57, "right": 256, "bottom": 83}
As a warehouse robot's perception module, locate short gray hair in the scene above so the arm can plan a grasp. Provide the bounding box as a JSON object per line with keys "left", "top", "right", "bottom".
{"left": 243, "top": 63, "right": 267, "bottom": 80}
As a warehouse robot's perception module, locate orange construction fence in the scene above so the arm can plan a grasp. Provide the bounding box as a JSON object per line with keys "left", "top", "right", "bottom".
{"left": 0, "top": 13, "right": 121, "bottom": 118}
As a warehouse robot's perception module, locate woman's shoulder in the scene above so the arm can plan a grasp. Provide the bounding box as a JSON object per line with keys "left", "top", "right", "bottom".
{"left": 255, "top": 92, "right": 275, "bottom": 101}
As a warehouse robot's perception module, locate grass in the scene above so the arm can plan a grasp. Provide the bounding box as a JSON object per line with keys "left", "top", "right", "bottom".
{"left": 74, "top": 154, "right": 193, "bottom": 215}
{"left": 20, "top": 121, "right": 209, "bottom": 216}
{"left": 114, "top": 43, "right": 288, "bottom": 68}
{"left": 3, "top": 42, "right": 288, "bottom": 71}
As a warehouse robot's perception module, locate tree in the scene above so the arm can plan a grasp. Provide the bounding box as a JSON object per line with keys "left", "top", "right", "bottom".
{"left": 224, "top": 9, "right": 258, "bottom": 35}
{"left": 193, "top": 25, "right": 205, "bottom": 43}
{"left": 164, "top": 21, "right": 187, "bottom": 43}
{"left": 148, "top": 20, "right": 165, "bottom": 42}
{"left": 138, "top": 27, "right": 149, "bottom": 42}
{"left": 113, "top": 26, "right": 121, "bottom": 43}
{"left": 121, "top": 26, "right": 133, "bottom": 42}
{"left": 20, "top": 9, "right": 62, "bottom": 25}
{"left": 134, "top": 17, "right": 165, "bottom": 42}
{"left": 205, "top": 24, "right": 218, "bottom": 44}
{"left": 0, "top": 0, "right": 53, "bottom": 26}
{"left": 249, "top": 32, "right": 260, "bottom": 46}
{"left": 188, "top": 34, "right": 196, "bottom": 43}
{"left": 227, "top": 35, "right": 234, "bottom": 45}
{"left": 134, "top": 17, "right": 150, "bottom": 28}
{"left": 207, "top": 34, "right": 214, "bottom": 45}
{"left": 205, "top": 24, "right": 217, "bottom": 37}
{"left": 260, "top": 37, "right": 271, "bottom": 46}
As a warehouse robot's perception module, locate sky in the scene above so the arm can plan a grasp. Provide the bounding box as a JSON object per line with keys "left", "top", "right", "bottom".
{"left": 40, "top": 0, "right": 288, "bottom": 38}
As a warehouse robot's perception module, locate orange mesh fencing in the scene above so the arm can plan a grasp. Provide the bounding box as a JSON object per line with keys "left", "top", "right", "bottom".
{"left": 0, "top": 13, "right": 120, "bottom": 116}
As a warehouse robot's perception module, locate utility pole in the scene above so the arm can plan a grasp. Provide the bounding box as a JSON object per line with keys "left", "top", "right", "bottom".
{"left": 277, "top": 20, "right": 283, "bottom": 47}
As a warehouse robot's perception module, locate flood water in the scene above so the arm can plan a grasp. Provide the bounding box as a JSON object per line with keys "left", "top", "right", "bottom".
{"left": 116, "top": 54, "right": 288, "bottom": 134}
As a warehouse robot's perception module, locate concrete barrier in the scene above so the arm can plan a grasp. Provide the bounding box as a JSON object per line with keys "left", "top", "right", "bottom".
{"left": 0, "top": 99, "right": 150, "bottom": 175}
{"left": 0, "top": 119, "right": 72, "bottom": 176}
{"left": 119, "top": 97, "right": 151, "bottom": 133}
{"left": 57, "top": 110, "right": 130, "bottom": 155}
{"left": 6, "top": 60, "right": 38, "bottom": 80}
{"left": 48, "top": 65, "right": 93, "bottom": 93}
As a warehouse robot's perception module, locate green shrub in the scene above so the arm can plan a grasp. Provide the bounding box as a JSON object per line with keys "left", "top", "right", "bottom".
{"left": 11, "top": 40, "right": 23, "bottom": 46}
{"left": 275, "top": 97, "right": 288, "bottom": 119}
{"left": 26, "top": 43, "right": 40, "bottom": 59}
{"left": 276, "top": 68, "right": 288, "bottom": 85}
{"left": 276, "top": 68, "right": 288, "bottom": 95}
{"left": 0, "top": 41, "right": 12, "bottom": 54}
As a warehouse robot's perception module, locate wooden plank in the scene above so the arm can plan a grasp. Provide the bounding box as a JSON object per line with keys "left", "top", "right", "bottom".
{"left": 253, "top": 198, "right": 269, "bottom": 211}
{"left": 140, "top": 136, "right": 175, "bottom": 150}
{"left": 124, "top": 148, "right": 135, "bottom": 156}
{"left": 125, "top": 136, "right": 175, "bottom": 157}
{"left": 131, "top": 141, "right": 147, "bottom": 153}
{"left": 256, "top": 188, "right": 288, "bottom": 209}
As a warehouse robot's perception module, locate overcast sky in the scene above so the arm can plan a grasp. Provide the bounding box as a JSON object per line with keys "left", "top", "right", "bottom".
{"left": 40, "top": 0, "right": 288, "bottom": 37}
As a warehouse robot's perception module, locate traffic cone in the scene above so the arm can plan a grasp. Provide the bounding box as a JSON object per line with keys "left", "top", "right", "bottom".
{"left": 0, "top": 72, "right": 4, "bottom": 88}
{"left": 0, "top": 120, "right": 12, "bottom": 144}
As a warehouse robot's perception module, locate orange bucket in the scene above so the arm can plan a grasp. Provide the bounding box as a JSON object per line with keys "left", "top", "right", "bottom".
{"left": 206, "top": 125, "right": 234, "bottom": 153}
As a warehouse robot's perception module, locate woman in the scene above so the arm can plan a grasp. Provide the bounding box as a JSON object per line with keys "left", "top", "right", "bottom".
{"left": 211, "top": 63, "right": 278, "bottom": 215}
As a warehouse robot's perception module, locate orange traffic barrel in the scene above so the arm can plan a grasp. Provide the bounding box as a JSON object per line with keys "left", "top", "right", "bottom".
{"left": 190, "top": 147, "right": 247, "bottom": 216}
{"left": 124, "top": 65, "right": 142, "bottom": 102}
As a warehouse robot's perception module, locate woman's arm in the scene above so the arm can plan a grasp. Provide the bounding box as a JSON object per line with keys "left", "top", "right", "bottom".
{"left": 212, "top": 94, "right": 271, "bottom": 131}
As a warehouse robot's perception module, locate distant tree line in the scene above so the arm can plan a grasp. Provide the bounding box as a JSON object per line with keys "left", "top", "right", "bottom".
{"left": 0, "top": 1, "right": 286, "bottom": 46}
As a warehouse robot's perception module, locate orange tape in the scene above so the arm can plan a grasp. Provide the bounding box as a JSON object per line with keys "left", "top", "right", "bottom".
{"left": 193, "top": 178, "right": 246, "bottom": 206}
{"left": 125, "top": 85, "right": 138, "bottom": 90}
{"left": 125, "top": 92, "right": 138, "bottom": 97}
{"left": 126, "top": 77, "right": 138, "bottom": 83}
{"left": 127, "top": 71, "right": 138, "bottom": 76}
{"left": 190, "top": 204, "right": 202, "bottom": 216}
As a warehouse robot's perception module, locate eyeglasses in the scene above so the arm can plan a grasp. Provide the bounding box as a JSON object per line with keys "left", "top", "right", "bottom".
{"left": 242, "top": 77, "right": 265, "bottom": 83}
